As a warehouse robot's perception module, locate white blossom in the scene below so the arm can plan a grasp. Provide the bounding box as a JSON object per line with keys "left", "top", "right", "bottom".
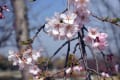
{"left": 101, "top": 72, "right": 110, "bottom": 78}
{"left": 32, "top": 52, "right": 41, "bottom": 61}
{"left": 66, "top": 67, "right": 71, "bottom": 74}
{"left": 45, "top": 12, "right": 79, "bottom": 40}
{"left": 29, "top": 65, "right": 41, "bottom": 78}
{"left": 60, "top": 12, "right": 77, "bottom": 24}
{"left": 65, "top": 65, "right": 83, "bottom": 74}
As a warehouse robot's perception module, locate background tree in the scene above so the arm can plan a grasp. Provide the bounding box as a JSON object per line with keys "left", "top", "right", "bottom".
{"left": 11, "top": 0, "right": 30, "bottom": 80}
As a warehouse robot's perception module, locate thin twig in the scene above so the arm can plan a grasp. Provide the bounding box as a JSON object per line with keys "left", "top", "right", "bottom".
{"left": 99, "top": 50, "right": 109, "bottom": 72}
{"left": 73, "top": 42, "right": 79, "bottom": 54}
{"left": 50, "top": 37, "right": 78, "bottom": 60}
{"left": 91, "top": 13, "right": 120, "bottom": 27}
{"left": 78, "top": 31, "right": 87, "bottom": 70}
{"left": 32, "top": 24, "right": 45, "bottom": 41}
{"left": 64, "top": 40, "right": 70, "bottom": 79}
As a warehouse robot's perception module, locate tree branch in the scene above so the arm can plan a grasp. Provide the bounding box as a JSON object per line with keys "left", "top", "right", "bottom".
{"left": 91, "top": 13, "right": 120, "bottom": 27}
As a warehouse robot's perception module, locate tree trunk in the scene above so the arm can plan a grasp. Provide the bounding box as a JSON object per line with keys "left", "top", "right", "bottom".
{"left": 11, "top": 0, "right": 30, "bottom": 80}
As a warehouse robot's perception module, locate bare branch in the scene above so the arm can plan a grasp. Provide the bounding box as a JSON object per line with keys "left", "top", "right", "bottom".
{"left": 91, "top": 13, "right": 120, "bottom": 27}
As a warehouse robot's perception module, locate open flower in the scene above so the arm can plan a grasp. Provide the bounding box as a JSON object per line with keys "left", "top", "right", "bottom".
{"left": 65, "top": 65, "right": 83, "bottom": 74}
{"left": 29, "top": 65, "right": 41, "bottom": 79}
{"left": 73, "top": 66, "right": 83, "bottom": 72}
{"left": 8, "top": 49, "right": 42, "bottom": 79}
{"left": 64, "top": 24, "right": 79, "bottom": 39}
{"left": 8, "top": 49, "right": 42, "bottom": 70}
{"left": 45, "top": 12, "right": 79, "bottom": 40}
{"left": 84, "top": 28, "right": 108, "bottom": 50}
{"left": 75, "top": 7, "right": 90, "bottom": 27}
{"left": 45, "top": 13, "right": 65, "bottom": 40}
{"left": 8, "top": 50, "right": 20, "bottom": 65}
{"left": 88, "top": 28, "right": 99, "bottom": 39}
{"left": 60, "top": 11, "right": 77, "bottom": 24}
{"left": 22, "top": 49, "right": 41, "bottom": 64}
{"left": 101, "top": 72, "right": 110, "bottom": 78}
{"left": 32, "top": 51, "right": 41, "bottom": 61}
{"left": 93, "top": 33, "right": 108, "bottom": 50}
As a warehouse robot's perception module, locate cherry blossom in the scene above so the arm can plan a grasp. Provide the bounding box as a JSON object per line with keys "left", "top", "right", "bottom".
{"left": 45, "top": 12, "right": 80, "bottom": 40}
{"left": 60, "top": 11, "right": 77, "bottom": 24}
{"left": 45, "top": 0, "right": 91, "bottom": 40}
{"left": 66, "top": 67, "right": 72, "bottom": 74}
{"left": 45, "top": 13, "right": 65, "bottom": 40}
{"left": 92, "top": 32, "right": 108, "bottom": 49}
{"left": 88, "top": 28, "right": 99, "bottom": 39}
{"left": 101, "top": 72, "right": 110, "bottom": 78}
{"left": 29, "top": 65, "right": 41, "bottom": 79}
{"left": 8, "top": 49, "right": 42, "bottom": 79}
{"left": 8, "top": 50, "right": 20, "bottom": 65}
{"left": 69, "top": 0, "right": 89, "bottom": 11}
{"left": 84, "top": 28, "right": 108, "bottom": 50}
{"left": 0, "top": 5, "right": 10, "bottom": 19}
{"left": 70, "top": 0, "right": 90, "bottom": 27}
{"left": 32, "top": 51, "right": 41, "bottom": 61}
{"left": 70, "top": 0, "right": 89, "bottom": 7}
{"left": 73, "top": 66, "right": 83, "bottom": 72}
{"left": 75, "top": 7, "right": 90, "bottom": 27}
{"left": 65, "top": 65, "right": 83, "bottom": 74}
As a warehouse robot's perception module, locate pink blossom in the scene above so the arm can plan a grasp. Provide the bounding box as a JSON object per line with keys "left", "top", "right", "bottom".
{"left": 66, "top": 67, "right": 72, "bottom": 74}
{"left": 70, "top": 0, "right": 89, "bottom": 8}
{"left": 45, "top": 12, "right": 79, "bottom": 40}
{"left": 75, "top": 7, "right": 90, "bottom": 27}
{"left": 84, "top": 36, "right": 92, "bottom": 43}
{"left": 73, "top": 66, "right": 83, "bottom": 72}
{"left": 22, "top": 49, "right": 41, "bottom": 64}
{"left": 8, "top": 49, "right": 42, "bottom": 79}
{"left": 74, "top": 0, "right": 89, "bottom": 8}
{"left": 32, "top": 52, "right": 41, "bottom": 61}
{"left": 98, "top": 33, "right": 108, "bottom": 42}
{"left": 101, "top": 72, "right": 110, "bottom": 78}
{"left": 93, "top": 33, "right": 108, "bottom": 50}
{"left": 88, "top": 28, "right": 99, "bottom": 39}
{"left": 60, "top": 11, "right": 77, "bottom": 24}
{"left": 65, "top": 65, "right": 83, "bottom": 74}
{"left": 8, "top": 50, "right": 20, "bottom": 65}
{"left": 84, "top": 28, "right": 108, "bottom": 50}
{"left": 29, "top": 65, "right": 41, "bottom": 78}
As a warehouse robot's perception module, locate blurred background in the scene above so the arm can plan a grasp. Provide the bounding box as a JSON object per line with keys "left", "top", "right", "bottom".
{"left": 0, "top": 0, "right": 120, "bottom": 80}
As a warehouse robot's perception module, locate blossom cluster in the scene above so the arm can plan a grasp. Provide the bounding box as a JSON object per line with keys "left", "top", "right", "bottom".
{"left": 101, "top": 72, "right": 110, "bottom": 78}
{"left": 65, "top": 65, "right": 84, "bottom": 74}
{"left": 45, "top": 0, "right": 90, "bottom": 40}
{"left": 84, "top": 28, "right": 108, "bottom": 50}
{"left": 8, "top": 49, "right": 42, "bottom": 79}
